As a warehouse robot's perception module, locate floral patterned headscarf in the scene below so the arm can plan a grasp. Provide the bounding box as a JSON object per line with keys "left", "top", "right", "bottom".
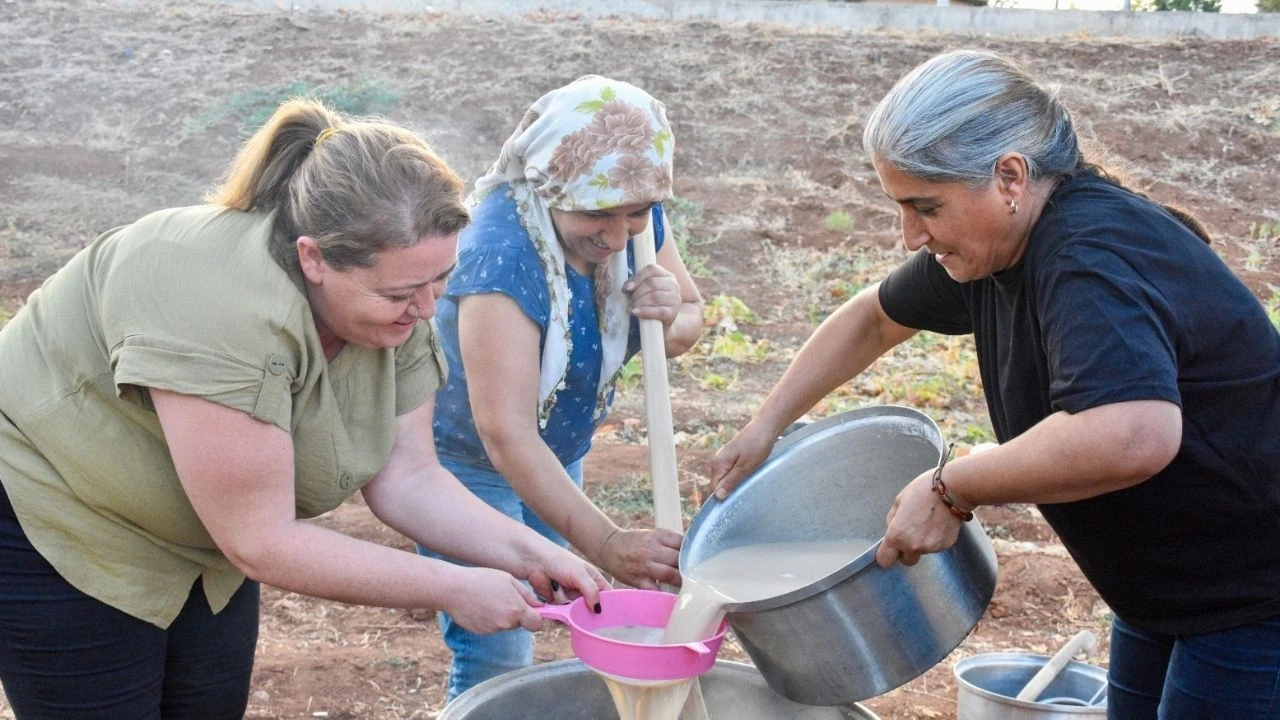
{"left": 472, "top": 76, "right": 675, "bottom": 427}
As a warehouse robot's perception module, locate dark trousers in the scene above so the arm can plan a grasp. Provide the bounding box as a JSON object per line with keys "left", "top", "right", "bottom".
{"left": 1108, "top": 613, "right": 1280, "bottom": 720}
{"left": 0, "top": 480, "right": 259, "bottom": 719}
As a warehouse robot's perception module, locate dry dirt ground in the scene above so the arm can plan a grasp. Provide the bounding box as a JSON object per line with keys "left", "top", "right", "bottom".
{"left": 2, "top": 1, "right": 1279, "bottom": 718}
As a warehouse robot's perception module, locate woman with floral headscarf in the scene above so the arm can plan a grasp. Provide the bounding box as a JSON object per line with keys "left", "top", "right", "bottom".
{"left": 417, "top": 76, "right": 704, "bottom": 699}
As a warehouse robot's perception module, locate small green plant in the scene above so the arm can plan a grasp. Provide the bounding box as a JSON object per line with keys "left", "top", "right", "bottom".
{"left": 378, "top": 652, "right": 417, "bottom": 671}
{"left": 588, "top": 473, "right": 655, "bottom": 516}
{"left": 181, "top": 78, "right": 401, "bottom": 140}
{"left": 682, "top": 422, "right": 737, "bottom": 450}
{"left": 709, "top": 330, "right": 770, "bottom": 363}
{"left": 617, "top": 355, "right": 644, "bottom": 391}
{"left": 1260, "top": 0, "right": 1280, "bottom": 12}
{"left": 1136, "top": 0, "right": 1221, "bottom": 9}
{"left": 698, "top": 370, "right": 734, "bottom": 391}
{"left": 1, "top": 216, "right": 32, "bottom": 260}
{"left": 1244, "top": 221, "right": 1279, "bottom": 273}
{"left": 693, "top": 295, "right": 770, "bottom": 363}
{"left": 957, "top": 423, "right": 995, "bottom": 445}
{"left": 665, "top": 197, "right": 715, "bottom": 278}
{"left": 704, "top": 294, "right": 759, "bottom": 326}
{"left": 588, "top": 473, "right": 698, "bottom": 519}
{"left": 823, "top": 210, "right": 856, "bottom": 234}
{"left": 1248, "top": 220, "right": 1280, "bottom": 242}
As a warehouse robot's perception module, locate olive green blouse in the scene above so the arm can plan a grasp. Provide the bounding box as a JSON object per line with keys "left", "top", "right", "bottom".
{"left": 0, "top": 205, "right": 444, "bottom": 628}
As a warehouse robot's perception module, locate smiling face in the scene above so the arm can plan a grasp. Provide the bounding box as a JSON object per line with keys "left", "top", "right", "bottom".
{"left": 298, "top": 233, "right": 458, "bottom": 356}
{"left": 549, "top": 202, "right": 655, "bottom": 274}
{"left": 874, "top": 158, "right": 1028, "bottom": 283}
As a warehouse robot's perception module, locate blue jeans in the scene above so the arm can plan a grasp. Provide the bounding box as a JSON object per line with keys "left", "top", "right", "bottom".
{"left": 0, "top": 481, "right": 259, "bottom": 719}
{"left": 1108, "top": 613, "right": 1280, "bottom": 719}
{"left": 416, "top": 455, "right": 583, "bottom": 702}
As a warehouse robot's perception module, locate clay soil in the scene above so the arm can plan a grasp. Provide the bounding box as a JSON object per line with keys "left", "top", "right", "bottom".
{"left": 1, "top": 2, "right": 1278, "bottom": 718}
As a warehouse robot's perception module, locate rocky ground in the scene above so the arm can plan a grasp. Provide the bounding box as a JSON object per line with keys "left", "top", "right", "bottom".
{"left": 1, "top": 1, "right": 1277, "bottom": 717}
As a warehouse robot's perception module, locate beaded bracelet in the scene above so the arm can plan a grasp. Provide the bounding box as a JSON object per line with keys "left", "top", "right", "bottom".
{"left": 931, "top": 442, "right": 974, "bottom": 522}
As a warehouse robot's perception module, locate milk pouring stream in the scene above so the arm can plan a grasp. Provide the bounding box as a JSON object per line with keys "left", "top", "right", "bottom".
{"left": 597, "top": 538, "right": 875, "bottom": 720}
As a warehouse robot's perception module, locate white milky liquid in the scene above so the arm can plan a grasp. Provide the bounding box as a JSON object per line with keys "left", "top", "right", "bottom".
{"left": 599, "top": 538, "right": 874, "bottom": 720}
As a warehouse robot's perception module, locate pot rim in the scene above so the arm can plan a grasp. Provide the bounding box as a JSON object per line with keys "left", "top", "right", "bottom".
{"left": 680, "top": 405, "right": 945, "bottom": 614}
{"left": 441, "top": 658, "right": 879, "bottom": 719}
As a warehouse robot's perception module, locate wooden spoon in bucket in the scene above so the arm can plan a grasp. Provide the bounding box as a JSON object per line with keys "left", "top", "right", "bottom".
{"left": 631, "top": 223, "right": 712, "bottom": 720}
{"left": 1015, "top": 629, "right": 1098, "bottom": 703}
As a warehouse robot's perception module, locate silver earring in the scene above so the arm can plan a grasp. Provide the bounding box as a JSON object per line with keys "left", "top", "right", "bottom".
{"left": 1009, "top": 200, "right": 1019, "bottom": 214}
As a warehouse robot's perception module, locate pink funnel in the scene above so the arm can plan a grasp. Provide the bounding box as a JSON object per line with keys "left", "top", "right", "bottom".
{"left": 537, "top": 588, "right": 728, "bottom": 682}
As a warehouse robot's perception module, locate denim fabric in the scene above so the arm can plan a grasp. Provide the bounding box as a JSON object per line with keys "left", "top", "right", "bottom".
{"left": 0, "top": 481, "right": 259, "bottom": 719}
{"left": 1108, "top": 613, "right": 1280, "bottom": 720}
{"left": 417, "top": 455, "right": 584, "bottom": 701}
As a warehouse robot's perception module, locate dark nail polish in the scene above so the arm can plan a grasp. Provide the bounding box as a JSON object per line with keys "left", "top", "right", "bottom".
{"left": 594, "top": 602, "right": 602, "bottom": 614}
{"left": 550, "top": 579, "right": 560, "bottom": 592}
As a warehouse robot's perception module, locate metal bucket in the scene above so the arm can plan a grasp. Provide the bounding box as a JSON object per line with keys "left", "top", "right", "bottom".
{"left": 954, "top": 652, "right": 1108, "bottom": 719}
{"left": 681, "top": 406, "right": 998, "bottom": 706}
{"left": 440, "top": 659, "right": 881, "bottom": 719}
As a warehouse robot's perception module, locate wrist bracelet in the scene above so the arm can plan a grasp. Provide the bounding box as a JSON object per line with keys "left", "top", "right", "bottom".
{"left": 930, "top": 443, "right": 974, "bottom": 522}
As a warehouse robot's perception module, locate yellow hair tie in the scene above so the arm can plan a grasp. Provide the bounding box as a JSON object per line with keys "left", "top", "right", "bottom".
{"left": 314, "top": 126, "right": 340, "bottom": 148}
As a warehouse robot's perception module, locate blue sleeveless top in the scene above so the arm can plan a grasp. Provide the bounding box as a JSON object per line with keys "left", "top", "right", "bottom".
{"left": 432, "top": 186, "right": 666, "bottom": 469}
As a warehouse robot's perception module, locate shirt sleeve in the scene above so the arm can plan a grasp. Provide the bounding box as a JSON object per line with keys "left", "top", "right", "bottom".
{"left": 102, "top": 240, "right": 305, "bottom": 432}
{"left": 447, "top": 243, "right": 552, "bottom": 331}
{"left": 877, "top": 250, "right": 973, "bottom": 335}
{"left": 393, "top": 320, "right": 447, "bottom": 415}
{"left": 1035, "top": 240, "right": 1182, "bottom": 413}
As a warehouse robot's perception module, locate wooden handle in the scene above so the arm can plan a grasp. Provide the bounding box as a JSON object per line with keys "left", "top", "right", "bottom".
{"left": 1015, "top": 629, "right": 1098, "bottom": 702}
{"left": 631, "top": 223, "right": 682, "bottom": 536}
{"left": 636, "top": 220, "right": 709, "bottom": 718}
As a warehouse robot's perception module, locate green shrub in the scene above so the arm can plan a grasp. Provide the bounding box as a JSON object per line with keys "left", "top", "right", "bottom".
{"left": 181, "top": 78, "right": 401, "bottom": 140}
{"left": 823, "top": 210, "right": 856, "bottom": 234}
{"left": 1146, "top": 0, "right": 1222, "bottom": 11}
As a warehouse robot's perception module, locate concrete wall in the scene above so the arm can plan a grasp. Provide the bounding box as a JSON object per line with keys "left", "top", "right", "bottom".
{"left": 250, "top": 0, "right": 1280, "bottom": 40}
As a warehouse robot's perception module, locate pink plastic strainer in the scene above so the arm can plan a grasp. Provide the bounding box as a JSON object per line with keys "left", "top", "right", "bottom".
{"left": 537, "top": 588, "right": 728, "bottom": 682}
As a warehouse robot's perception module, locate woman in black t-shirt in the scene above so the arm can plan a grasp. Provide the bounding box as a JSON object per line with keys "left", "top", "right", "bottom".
{"left": 709, "top": 49, "right": 1280, "bottom": 719}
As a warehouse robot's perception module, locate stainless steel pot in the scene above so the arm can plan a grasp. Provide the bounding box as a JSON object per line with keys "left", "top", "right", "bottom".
{"left": 440, "top": 659, "right": 881, "bottom": 719}
{"left": 954, "top": 652, "right": 1108, "bottom": 719}
{"left": 680, "top": 405, "right": 998, "bottom": 706}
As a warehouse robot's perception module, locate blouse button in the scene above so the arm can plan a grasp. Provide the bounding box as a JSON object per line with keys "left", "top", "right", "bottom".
{"left": 266, "top": 354, "right": 288, "bottom": 376}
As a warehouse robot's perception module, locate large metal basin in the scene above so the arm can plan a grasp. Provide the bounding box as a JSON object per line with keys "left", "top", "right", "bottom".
{"left": 440, "top": 659, "right": 880, "bottom": 719}
{"left": 681, "top": 405, "right": 998, "bottom": 706}
{"left": 954, "top": 652, "right": 1107, "bottom": 719}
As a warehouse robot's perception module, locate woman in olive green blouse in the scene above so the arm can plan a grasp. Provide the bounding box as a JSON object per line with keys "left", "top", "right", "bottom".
{"left": 0, "top": 98, "right": 608, "bottom": 718}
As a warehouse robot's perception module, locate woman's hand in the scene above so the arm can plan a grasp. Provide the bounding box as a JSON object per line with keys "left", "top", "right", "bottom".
{"left": 442, "top": 566, "right": 546, "bottom": 634}
{"left": 623, "top": 264, "right": 683, "bottom": 329}
{"left": 874, "top": 469, "right": 964, "bottom": 568}
{"left": 708, "top": 419, "right": 781, "bottom": 500}
{"left": 524, "top": 546, "right": 612, "bottom": 608}
{"left": 595, "top": 527, "right": 683, "bottom": 589}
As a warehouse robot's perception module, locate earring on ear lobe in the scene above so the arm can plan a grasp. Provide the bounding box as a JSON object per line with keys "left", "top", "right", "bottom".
{"left": 1009, "top": 200, "right": 1019, "bottom": 214}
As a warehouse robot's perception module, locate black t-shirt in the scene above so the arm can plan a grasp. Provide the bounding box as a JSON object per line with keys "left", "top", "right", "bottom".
{"left": 879, "top": 172, "right": 1280, "bottom": 634}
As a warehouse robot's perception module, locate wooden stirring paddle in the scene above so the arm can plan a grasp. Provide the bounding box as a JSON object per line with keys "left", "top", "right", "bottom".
{"left": 1015, "top": 629, "right": 1098, "bottom": 703}
{"left": 631, "top": 222, "right": 712, "bottom": 720}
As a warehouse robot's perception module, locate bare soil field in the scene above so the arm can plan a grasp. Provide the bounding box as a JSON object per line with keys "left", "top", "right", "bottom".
{"left": 1, "top": 1, "right": 1278, "bottom": 718}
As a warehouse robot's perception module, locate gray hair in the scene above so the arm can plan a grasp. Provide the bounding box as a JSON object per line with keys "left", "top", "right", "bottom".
{"left": 863, "top": 50, "right": 1081, "bottom": 186}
